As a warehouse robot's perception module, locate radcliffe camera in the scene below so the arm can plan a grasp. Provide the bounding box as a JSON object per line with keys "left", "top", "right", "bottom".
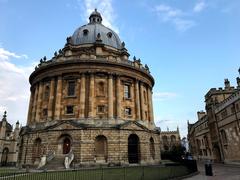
{"left": 0, "top": 1, "right": 239, "bottom": 180}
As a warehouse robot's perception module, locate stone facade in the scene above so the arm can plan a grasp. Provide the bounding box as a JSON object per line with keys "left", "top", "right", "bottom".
{"left": 160, "top": 128, "right": 181, "bottom": 152}
{"left": 188, "top": 112, "right": 213, "bottom": 160}
{"left": 0, "top": 112, "right": 20, "bottom": 166}
{"left": 18, "top": 10, "right": 161, "bottom": 167}
{"left": 188, "top": 74, "right": 240, "bottom": 164}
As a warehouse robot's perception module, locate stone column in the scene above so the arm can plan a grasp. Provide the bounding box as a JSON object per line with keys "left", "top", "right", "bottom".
{"left": 148, "top": 87, "right": 154, "bottom": 122}
{"left": 116, "top": 75, "right": 121, "bottom": 119}
{"left": 108, "top": 74, "right": 113, "bottom": 119}
{"left": 54, "top": 76, "right": 62, "bottom": 120}
{"left": 35, "top": 82, "right": 43, "bottom": 122}
{"left": 27, "top": 91, "right": 34, "bottom": 124}
{"left": 31, "top": 84, "right": 39, "bottom": 122}
{"left": 79, "top": 74, "right": 86, "bottom": 118}
{"left": 135, "top": 80, "right": 141, "bottom": 120}
{"left": 140, "top": 82, "right": 145, "bottom": 120}
{"left": 88, "top": 73, "right": 95, "bottom": 118}
{"left": 47, "top": 78, "right": 55, "bottom": 120}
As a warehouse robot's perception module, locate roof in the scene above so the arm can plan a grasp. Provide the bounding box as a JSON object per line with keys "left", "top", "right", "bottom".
{"left": 71, "top": 9, "right": 123, "bottom": 49}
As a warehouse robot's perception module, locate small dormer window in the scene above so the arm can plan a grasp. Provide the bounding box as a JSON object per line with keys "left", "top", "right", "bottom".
{"left": 83, "top": 29, "right": 89, "bottom": 36}
{"left": 107, "top": 32, "right": 112, "bottom": 38}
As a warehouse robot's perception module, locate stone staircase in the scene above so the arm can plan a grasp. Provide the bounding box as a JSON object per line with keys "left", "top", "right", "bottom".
{"left": 42, "top": 155, "right": 65, "bottom": 170}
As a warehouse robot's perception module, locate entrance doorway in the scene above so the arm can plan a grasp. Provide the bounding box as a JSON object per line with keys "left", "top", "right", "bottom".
{"left": 213, "top": 145, "right": 222, "bottom": 162}
{"left": 63, "top": 138, "right": 71, "bottom": 154}
{"left": 1, "top": 148, "right": 9, "bottom": 166}
{"left": 128, "top": 134, "right": 140, "bottom": 163}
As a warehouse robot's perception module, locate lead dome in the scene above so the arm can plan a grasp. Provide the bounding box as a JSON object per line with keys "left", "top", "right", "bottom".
{"left": 71, "top": 9, "right": 122, "bottom": 49}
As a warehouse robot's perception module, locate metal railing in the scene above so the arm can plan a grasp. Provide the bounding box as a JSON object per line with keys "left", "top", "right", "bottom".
{"left": 0, "top": 161, "right": 197, "bottom": 180}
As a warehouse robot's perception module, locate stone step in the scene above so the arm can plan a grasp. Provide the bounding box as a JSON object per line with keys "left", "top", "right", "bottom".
{"left": 43, "top": 155, "right": 66, "bottom": 170}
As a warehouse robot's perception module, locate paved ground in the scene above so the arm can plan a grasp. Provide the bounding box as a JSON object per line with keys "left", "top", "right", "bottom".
{"left": 184, "top": 162, "right": 240, "bottom": 180}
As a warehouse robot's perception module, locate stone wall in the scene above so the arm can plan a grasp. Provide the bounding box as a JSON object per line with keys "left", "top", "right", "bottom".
{"left": 19, "top": 127, "right": 161, "bottom": 166}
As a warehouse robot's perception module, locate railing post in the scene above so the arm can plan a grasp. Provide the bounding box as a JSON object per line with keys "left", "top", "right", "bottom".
{"left": 101, "top": 167, "right": 104, "bottom": 180}
{"left": 142, "top": 166, "right": 144, "bottom": 180}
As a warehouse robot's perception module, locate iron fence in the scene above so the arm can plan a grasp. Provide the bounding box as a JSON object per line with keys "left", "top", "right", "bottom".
{"left": 0, "top": 161, "right": 197, "bottom": 180}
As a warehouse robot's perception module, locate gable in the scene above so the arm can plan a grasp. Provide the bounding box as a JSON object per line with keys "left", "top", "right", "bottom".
{"left": 46, "top": 121, "right": 80, "bottom": 131}
{"left": 119, "top": 121, "right": 149, "bottom": 131}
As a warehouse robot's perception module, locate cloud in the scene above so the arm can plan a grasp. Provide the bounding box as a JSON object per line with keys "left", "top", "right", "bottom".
{"left": 0, "top": 48, "right": 28, "bottom": 61}
{"left": 193, "top": 1, "right": 207, "bottom": 13}
{"left": 80, "top": 0, "right": 119, "bottom": 34}
{"left": 0, "top": 47, "right": 34, "bottom": 125}
{"left": 154, "top": 4, "right": 196, "bottom": 32}
{"left": 153, "top": 92, "right": 178, "bottom": 101}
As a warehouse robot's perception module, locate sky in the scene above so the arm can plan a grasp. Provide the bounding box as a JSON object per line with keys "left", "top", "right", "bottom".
{"left": 0, "top": 0, "right": 240, "bottom": 138}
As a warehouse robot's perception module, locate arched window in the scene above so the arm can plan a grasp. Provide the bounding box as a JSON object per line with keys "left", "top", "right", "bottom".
{"left": 67, "top": 81, "right": 76, "bottom": 96}
{"left": 32, "top": 138, "right": 42, "bottom": 163}
{"left": 63, "top": 137, "right": 71, "bottom": 154}
{"left": 162, "top": 136, "right": 168, "bottom": 144}
{"left": 204, "top": 136, "right": 209, "bottom": 147}
{"left": 128, "top": 134, "right": 140, "bottom": 163}
{"left": 150, "top": 137, "right": 155, "bottom": 160}
{"left": 95, "top": 135, "right": 107, "bottom": 156}
{"left": 171, "top": 135, "right": 176, "bottom": 143}
{"left": 97, "top": 82, "right": 105, "bottom": 96}
{"left": 144, "top": 90, "right": 147, "bottom": 104}
{"left": 95, "top": 135, "right": 108, "bottom": 162}
{"left": 124, "top": 84, "right": 131, "bottom": 99}
{"left": 196, "top": 139, "right": 201, "bottom": 152}
{"left": 1, "top": 148, "right": 9, "bottom": 166}
{"left": 44, "top": 85, "right": 50, "bottom": 100}
{"left": 221, "top": 130, "right": 228, "bottom": 144}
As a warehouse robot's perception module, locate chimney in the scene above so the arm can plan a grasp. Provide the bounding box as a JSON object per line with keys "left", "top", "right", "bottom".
{"left": 224, "top": 79, "right": 230, "bottom": 89}
{"left": 197, "top": 111, "right": 206, "bottom": 120}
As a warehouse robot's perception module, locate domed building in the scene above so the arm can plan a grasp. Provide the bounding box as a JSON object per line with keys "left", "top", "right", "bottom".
{"left": 19, "top": 9, "right": 161, "bottom": 168}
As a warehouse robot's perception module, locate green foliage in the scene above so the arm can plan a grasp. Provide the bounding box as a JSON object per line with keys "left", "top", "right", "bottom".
{"left": 161, "top": 145, "right": 186, "bottom": 161}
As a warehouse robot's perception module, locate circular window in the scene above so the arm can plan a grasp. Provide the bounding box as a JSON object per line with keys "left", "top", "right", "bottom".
{"left": 83, "top": 29, "right": 89, "bottom": 36}
{"left": 107, "top": 32, "right": 112, "bottom": 38}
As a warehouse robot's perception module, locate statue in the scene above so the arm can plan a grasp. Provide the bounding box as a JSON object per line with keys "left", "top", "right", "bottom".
{"left": 66, "top": 36, "right": 71, "bottom": 44}
{"left": 64, "top": 150, "right": 74, "bottom": 169}
{"left": 122, "top": 41, "right": 125, "bottom": 48}
{"left": 145, "top": 64, "right": 149, "bottom": 71}
{"left": 58, "top": 49, "right": 63, "bottom": 55}
{"left": 37, "top": 155, "right": 47, "bottom": 169}
{"left": 54, "top": 51, "right": 58, "bottom": 57}
{"left": 43, "top": 56, "right": 47, "bottom": 61}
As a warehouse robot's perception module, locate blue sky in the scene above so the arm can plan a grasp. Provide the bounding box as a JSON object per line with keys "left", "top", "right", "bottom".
{"left": 0, "top": 0, "right": 239, "bottom": 137}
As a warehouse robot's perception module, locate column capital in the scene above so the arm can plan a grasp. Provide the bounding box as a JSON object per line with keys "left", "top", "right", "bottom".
{"left": 80, "top": 73, "right": 86, "bottom": 77}
{"left": 108, "top": 73, "right": 114, "bottom": 78}
{"left": 57, "top": 75, "right": 63, "bottom": 80}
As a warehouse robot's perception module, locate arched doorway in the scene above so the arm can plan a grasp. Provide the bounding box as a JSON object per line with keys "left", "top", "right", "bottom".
{"left": 32, "top": 138, "right": 42, "bottom": 164}
{"left": 95, "top": 135, "right": 108, "bottom": 162}
{"left": 128, "top": 134, "right": 140, "bottom": 164}
{"left": 63, "top": 138, "right": 71, "bottom": 154}
{"left": 213, "top": 145, "right": 222, "bottom": 162}
{"left": 1, "top": 148, "right": 9, "bottom": 166}
{"left": 150, "top": 137, "right": 155, "bottom": 160}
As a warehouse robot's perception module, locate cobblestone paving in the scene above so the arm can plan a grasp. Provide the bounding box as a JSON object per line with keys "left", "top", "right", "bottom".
{"left": 184, "top": 162, "right": 240, "bottom": 180}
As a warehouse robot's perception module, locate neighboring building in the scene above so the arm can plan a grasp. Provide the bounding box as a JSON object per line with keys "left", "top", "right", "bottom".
{"left": 188, "top": 72, "right": 240, "bottom": 163}
{"left": 160, "top": 128, "right": 181, "bottom": 152}
{"left": 0, "top": 111, "right": 20, "bottom": 166}
{"left": 188, "top": 111, "right": 213, "bottom": 160}
{"left": 18, "top": 9, "right": 161, "bottom": 168}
